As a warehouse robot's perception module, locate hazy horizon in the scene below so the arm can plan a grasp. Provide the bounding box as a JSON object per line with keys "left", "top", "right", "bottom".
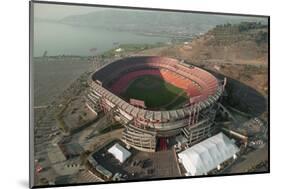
{"left": 34, "top": 3, "right": 104, "bottom": 20}
{"left": 33, "top": 3, "right": 268, "bottom": 22}
{"left": 32, "top": 3, "right": 268, "bottom": 57}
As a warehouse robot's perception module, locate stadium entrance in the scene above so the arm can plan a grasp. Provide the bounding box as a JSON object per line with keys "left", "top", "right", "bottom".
{"left": 157, "top": 137, "right": 169, "bottom": 151}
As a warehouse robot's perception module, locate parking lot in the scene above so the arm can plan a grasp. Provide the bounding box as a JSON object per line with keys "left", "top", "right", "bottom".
{"left": 92, "top": 140, "right": 182, "bottom": 181}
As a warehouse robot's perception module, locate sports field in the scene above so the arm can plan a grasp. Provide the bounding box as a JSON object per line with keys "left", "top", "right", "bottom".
{"left": 121, "top": 75, "right": 188, "bottom": 110}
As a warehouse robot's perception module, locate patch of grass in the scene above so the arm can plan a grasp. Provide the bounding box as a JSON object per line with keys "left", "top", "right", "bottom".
{"left": 166, "top": 94, "right": 187, "bottom": 109}
{"left": 100, "top": 42, "right": 166, "bottom": 58}
{"left": 118, "top": 43, "right": 165, "bottom": 51}
{"left": 122, "top": 75, "right": 188, "bottom": 109}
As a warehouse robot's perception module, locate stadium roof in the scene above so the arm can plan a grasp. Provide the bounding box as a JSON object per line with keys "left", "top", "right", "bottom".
{"left": 108, "top": 143, "right": 131, "bottom": 163}
{"left": 178, "top": 132, "right": 239, "bottom": 176}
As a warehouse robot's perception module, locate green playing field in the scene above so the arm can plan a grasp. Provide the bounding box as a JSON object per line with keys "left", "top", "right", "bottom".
{"left": 121, "top": 75, "right": 188, "bottom": 110}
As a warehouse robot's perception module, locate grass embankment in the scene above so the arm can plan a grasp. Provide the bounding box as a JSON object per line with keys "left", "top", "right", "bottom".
{"left": 100, "top": 42, "right": 166, "bottom": 58}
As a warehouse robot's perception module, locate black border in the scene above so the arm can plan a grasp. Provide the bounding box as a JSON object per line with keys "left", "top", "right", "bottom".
{"left": 29, "top": 0, "right": 270, "bottom": 188}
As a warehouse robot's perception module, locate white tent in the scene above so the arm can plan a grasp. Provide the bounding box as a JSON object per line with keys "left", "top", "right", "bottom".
{"left": 178, "top": 132, "right": 239, "bottom": 176}
{"left": 108, "top": 143, "right": 131, "bottom": 163}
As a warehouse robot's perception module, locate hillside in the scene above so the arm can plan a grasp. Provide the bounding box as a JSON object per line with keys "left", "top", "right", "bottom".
{"left": 59, "top": 10, "right": 266, "bottom": 39}
{"left": 184, "top": 22, "right": 268, "bottom": 64}
{"left": 134, "top": 22, "right": 268, "bottom": 65}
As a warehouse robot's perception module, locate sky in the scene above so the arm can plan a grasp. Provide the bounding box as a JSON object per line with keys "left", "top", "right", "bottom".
{"left": 33, "top": 3, "right": 105, "bottom": 20}
{"left": 33, "top": 2, "right": 268, "bottom": 23}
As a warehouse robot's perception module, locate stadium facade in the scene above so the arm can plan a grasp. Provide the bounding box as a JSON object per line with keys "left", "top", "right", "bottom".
{"left": 85, "top": 56, "right": 226, "bottom": 152}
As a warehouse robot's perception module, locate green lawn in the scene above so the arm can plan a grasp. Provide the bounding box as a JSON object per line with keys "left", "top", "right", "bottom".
{"left": 121, "top": 75, "right": 188, "bottom": 110}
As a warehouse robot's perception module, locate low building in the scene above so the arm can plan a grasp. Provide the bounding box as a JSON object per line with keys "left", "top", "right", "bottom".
{"left": 115, "top": 48, "right": 123, "bottom": 52}
{"left": 108, "top": 143, "right": 131, "bottom": 163}
{"left": 96, "top": 165, "right": 113, "bottom": 179}
{"left": 178, "top": 132, "right": 239, "bottom": 176}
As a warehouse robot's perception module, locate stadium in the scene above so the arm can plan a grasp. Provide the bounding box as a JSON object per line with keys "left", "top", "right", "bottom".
{"left": 85, "top": 56, "right": 226, "bottom": 152}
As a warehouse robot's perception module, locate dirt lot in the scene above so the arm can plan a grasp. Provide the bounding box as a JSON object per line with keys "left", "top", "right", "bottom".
{"left": 223, "top": 144, "right": 268, "bottom": 174}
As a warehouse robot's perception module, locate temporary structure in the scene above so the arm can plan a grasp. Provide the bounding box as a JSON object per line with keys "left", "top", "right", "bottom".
{"left": 178, "top": 132, "right": 239, "bottom": 176}
{"left": 108, "top": 143, "right": 131, "bottom": 163}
